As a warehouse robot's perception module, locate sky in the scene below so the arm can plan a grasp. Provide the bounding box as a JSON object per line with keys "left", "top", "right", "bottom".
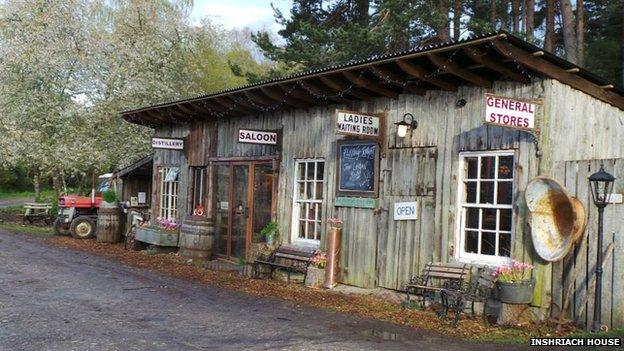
{"left": 191, "top": 0, "right": 292, "bottom": 36}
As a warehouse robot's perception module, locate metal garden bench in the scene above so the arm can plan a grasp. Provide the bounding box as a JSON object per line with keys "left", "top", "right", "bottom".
{"left": 440, "top": 267, "right": 497, "bottom": 326}
{"left": 404, "top": 262, "right": 470, "bottom": 309}
{"left": 252, "top": 245, "right": 315, "bottom": 283}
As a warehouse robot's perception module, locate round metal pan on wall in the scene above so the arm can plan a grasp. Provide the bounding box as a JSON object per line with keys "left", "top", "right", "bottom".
{"left": 525, "top": 177, "right": 580, "bottom": 262}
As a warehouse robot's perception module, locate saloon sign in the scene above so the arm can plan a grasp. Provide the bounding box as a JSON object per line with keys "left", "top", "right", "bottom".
{"left": 238, "top": 129, "right": 278, "bottom": 145}
{"left": 485, "top": 94, "right": 538, "bottom": 130}
{"left": 151, "top": 137, "right": 184, "bottom": 150}
{"left": 336, "top": 110, "right": 381, "bottom": 137}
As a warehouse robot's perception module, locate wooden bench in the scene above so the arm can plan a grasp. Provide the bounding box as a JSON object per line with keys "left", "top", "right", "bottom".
{"left": 252, "top": 245, "right": 315, "bottom": 283}
{"left": 404, "top": 262, "right": 469, "bottom": 309}
{"left": 440, "top": 267, "right": 497, "bottom": 326}
{"left": 22, "top": 202, "right": 54, "bottom": 225}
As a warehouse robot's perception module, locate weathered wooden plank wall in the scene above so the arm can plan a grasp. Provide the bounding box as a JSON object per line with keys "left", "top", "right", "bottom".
{"left": 550, "top": 159, "right": 624, "bottom": 329}
{"left": 151, "top": 124, "right": 190, "bottom": 222}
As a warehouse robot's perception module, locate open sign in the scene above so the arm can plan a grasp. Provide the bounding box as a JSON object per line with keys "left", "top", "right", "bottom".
{"left": 393, "top": 202, "right": 418, "bottom": 220}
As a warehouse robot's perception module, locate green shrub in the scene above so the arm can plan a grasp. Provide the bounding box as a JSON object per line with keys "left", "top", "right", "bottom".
{"left": 102, "top": 189, "right": 117, "bottom": 203}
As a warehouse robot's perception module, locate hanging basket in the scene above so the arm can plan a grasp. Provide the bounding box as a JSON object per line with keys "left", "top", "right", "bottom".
{"left": 496, "top": 280, "right": 535, "bottom": 304}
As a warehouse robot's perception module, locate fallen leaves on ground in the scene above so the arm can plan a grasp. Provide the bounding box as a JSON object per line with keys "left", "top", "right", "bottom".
{"left": 47, "top": 235, "right": 576, "bottom": 344}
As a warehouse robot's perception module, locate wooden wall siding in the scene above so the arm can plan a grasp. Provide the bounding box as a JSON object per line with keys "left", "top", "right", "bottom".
{"left": 215, "top": 113, "right": 282, "bottom": 158}
{"left": 121, "top": 176, "right": 151, "bottom": 203}
{"left": 187, "top": 120, "right": 213, "bottom": 166}
{"left": 151, "top": 124, "right": 190, "bottom": 222}
{"left": 382, "top": 147, "right": 437, "bottom": 196}
{"left": 550, "top": 159, "right": 624, "bottom": 330}
{"left": 545, "top": 80, "right": 624, "bottom": 163}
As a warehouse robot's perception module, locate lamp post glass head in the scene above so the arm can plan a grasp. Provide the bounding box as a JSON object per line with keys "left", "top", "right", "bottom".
{"left": 394, "top": 113, "right": 417, "bottom": 138}
{"left": 588, "top": 164, "right": 616, "bottom": 207}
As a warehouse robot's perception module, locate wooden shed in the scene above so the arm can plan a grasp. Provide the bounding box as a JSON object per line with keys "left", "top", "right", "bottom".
{"left": 120, "top": 31, "right": 624, "bottom": 329}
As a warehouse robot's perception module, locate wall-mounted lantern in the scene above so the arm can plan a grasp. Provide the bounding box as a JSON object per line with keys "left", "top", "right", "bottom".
{"left": 588, "top": 164, "right": 616, "bottom": 332}
{"left": 394, "top": 113, "right": 418, "bottom": 138}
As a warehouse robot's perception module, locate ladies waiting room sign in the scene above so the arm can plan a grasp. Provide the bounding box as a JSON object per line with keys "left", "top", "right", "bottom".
{"left": 485, "top": 93, "right": 539, "bottom": 130}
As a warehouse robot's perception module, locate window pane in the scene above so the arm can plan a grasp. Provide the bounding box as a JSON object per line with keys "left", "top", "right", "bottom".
{"left": 307, "top": 162, "right": 316, "bottom": 181}
{"left": 481, "top": 232, "right": 496, "bottom": 255}
{"left": 315, "top": 182, "right": 323, "bottom": 200}
{"left": 466, "top": 157, "right": 478, "bottom": 179}
{"left": 480, "top": 157, "right": 495, "bottom": 179}
{"left": 297, "top": 181, "right": 305, "bottom": 200}
{"left": 500, "top": 209, "right": 512, "bottom": 231}
{"left": 317, "top": 162, "right": 325, "bottom": 180}
{"left": 306, "top": 182, "right": 314, "bottom": 200}
{"left": 482, "top": 208, "right": 497, "bottom": 230}
{"left": 465, "top": 230, "right": 479, "bottom": 253}
{"left": 479, "top": 181, "right": 494, "bottom": 204}
{"left": 465, "top": 181, "right": 477, "bottom": 203}
{"left": 497, "top": 181, "right": 513, "bottom": 205}
{"left": 499, "top": 233, "right": 511, "bottom": 257}
{"left": 298, "top": 162, "right": 306, "bottom": 181}
{"left": 466, "top": 208, "right": 479, "bottom": 229}
{"left": 299, "top": 220, "right": 306, "bottom": 239}
{"left": 498, "top": 156, "right": 514, "bottom": 179}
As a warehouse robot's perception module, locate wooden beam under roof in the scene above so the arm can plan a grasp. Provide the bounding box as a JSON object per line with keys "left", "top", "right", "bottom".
{"left": 368, "top": 66, "right": 427, "bottom": 95}
{"left": 199, "top": 99, "right": 230, "bottom": 117}
{"left": 261, "top": 86, "right": 312, "bottom": 108}
{"left": 395, "top": 59, "right": 457, "bottom": 91}
{"left": 278, "top": 83, "right": 322, "bottom": 104}
{"left": 299, "top": 80, "right": 353, "bottom": 104}
{"left": 318, "top": 75, "right": 374, "bottom": 100}
{"left": 342, "top": 70, "right": 400, "bottom": 99}
{"left": 463, "top": 47, "right": 531, "bottom": 83}
{"left": 214, "top": 96, "right": 256, "bottom": 116}
{"left": 492, "top": 39, "right": 624, "bottom": 110}
{"left": 427, "top": 53, "right": 492, "bottom": 88}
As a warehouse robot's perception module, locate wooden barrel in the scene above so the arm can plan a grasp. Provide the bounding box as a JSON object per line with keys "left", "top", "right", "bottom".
{"left": 96, "top": 208, "right": 121, "bottom": 243}
{"left": 178, "top": 217, "right": 215, "bottom": 260}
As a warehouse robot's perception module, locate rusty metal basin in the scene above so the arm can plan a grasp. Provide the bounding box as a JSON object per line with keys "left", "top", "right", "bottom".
{"left": 525, "top": 177, "right": 576, "bottom": 262}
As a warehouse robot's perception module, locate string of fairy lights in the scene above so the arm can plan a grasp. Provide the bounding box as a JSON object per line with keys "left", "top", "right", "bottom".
{"left": 130, "top": 42, "right": 533, "bottom": 125}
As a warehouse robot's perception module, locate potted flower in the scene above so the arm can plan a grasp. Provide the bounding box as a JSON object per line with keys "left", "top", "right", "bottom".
{"left": 492, "top": 260, "right": 535, "bottom": 304}
{"left": 259, "top": 221, "right": 278, "bottom": 245}
{"left": 100, "top": 189, "right": 118, "bottom": 209}
{"left": 305, "top": 250, "right": 327, "bottom": 288}
{"left": 156, "top": 217, "right": 180, "bottom": 231}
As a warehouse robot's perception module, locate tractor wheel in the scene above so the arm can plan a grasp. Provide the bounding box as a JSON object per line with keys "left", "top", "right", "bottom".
{"left": 70, "top": 216, "right": 96, "bottom": 239}
{"left": 53, "top": 218, "right": 70, "bottom": 236}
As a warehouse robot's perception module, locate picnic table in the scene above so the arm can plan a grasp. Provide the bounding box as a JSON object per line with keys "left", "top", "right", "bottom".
{"left": 22, "top": 202, "right": 54, "bottom": 225}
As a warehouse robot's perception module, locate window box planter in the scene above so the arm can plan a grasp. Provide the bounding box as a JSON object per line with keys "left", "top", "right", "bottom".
{"left": 134, "top": 226, "right": 179, "bottom": 247}
{"left": 496, "top": 280, "right": 534, "bottom": 304}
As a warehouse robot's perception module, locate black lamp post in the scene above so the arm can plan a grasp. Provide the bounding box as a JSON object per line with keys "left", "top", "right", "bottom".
{"left": 588, "top": 164, "right": 615, "bottom": 332}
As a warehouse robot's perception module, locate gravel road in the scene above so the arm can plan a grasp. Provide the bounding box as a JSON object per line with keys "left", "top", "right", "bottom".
{"left": 0, "top": 229, "right": 530, "bottom": 351}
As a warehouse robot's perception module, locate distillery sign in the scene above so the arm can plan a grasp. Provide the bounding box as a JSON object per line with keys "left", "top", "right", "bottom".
{"left": 485, "top": 93, "right": 538, "bottom": 130}
{"left": 336, "top": 110, "right": 381, "bottom": 137}
{"left": 152, "top": 137, "right": 184, "bottom": 150}
{"left": 238, "top": 129, "right": 278, "bottom": 145}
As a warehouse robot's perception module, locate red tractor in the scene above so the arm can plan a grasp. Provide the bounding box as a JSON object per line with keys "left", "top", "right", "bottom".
{"left": 53, "top": 173, "right": 112, "bottom": 239}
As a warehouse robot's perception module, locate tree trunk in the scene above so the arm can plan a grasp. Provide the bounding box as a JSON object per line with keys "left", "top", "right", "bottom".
{"left": 33, "top": 172, "right": 41, "bottom": 201}
{"left": 560, "top": 0, "right": 578, "bottom": 63}
{"left": 511, "top": 0, "right": 520, "bottom": 32}
{"left": 354, "top": 0, "right": 369, "bottom": 25}
{"left": 576, "top": 0, "right": 584, "bottom": 66}
{"left": 500, "top": 0, "right": 508, "bottom": 31}
{"left": 525, "top": 0, "right": 534, "bottom": 41}
{"left": 52, "top": 174, "right": 62, "bottom": 200}
{"left": 490, "top": 0, "right": 497, "bottom": 30}
{"left": 545, "top": 0, "right": 555, "bottom": 52}
{"left": 453, "top": 0, "right": 461, "bottom": 40}
{"left": 436, "top": 1, "right": 450, "bottom": 42}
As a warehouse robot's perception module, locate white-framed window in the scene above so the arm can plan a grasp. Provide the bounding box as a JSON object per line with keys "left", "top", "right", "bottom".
{"left": 456, "top": 151, "right": 514, "bottom": 265}
{"left": 291, "top": 159, "right": 325, "bottom": 242}
{"left": 190, "top": 166, "right": 206, "bottom": 215}
{"left": 158, "top": 166, "right": 179, "bottom": 221}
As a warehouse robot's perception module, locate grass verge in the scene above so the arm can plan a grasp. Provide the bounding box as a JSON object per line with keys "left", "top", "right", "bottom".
{"left": 0, "top": 222, "right": 54, "bottom": 236}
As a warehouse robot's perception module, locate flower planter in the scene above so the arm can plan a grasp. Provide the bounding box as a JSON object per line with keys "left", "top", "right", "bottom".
{"left": 305, "top": 266, "right": 325, "bottom": 288}
{"left": 496, "top": 280, "right": 534, "bottom": 304}
{"left": 134, "top": 226, "right": 179, "bottom": 247}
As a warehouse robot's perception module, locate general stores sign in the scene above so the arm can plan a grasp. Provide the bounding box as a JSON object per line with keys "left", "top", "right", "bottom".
{"left": 151, "top": 137, "right": 184, "bottom": 150}
{"left": 336, "top": 110, "right": 383, "bottom": 138}
{"left": 238, "top": 129, "right": 278, "bottom": 145}
{"left": 485, "top": 94, "right": 539, "bottom": 130}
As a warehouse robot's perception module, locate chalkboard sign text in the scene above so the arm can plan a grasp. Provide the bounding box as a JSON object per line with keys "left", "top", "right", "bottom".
{"left": 336, "top": 140, "right": 379, "bottom": 197}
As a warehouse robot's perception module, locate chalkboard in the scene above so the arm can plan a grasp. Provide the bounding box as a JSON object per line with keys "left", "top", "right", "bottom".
{"left": 337, "top": 140, "right": 379, "bottom": 197}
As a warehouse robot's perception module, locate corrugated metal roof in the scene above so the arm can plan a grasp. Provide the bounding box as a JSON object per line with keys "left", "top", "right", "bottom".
{"left": 120, "top": 30, "right": 624, "bottom": 116}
